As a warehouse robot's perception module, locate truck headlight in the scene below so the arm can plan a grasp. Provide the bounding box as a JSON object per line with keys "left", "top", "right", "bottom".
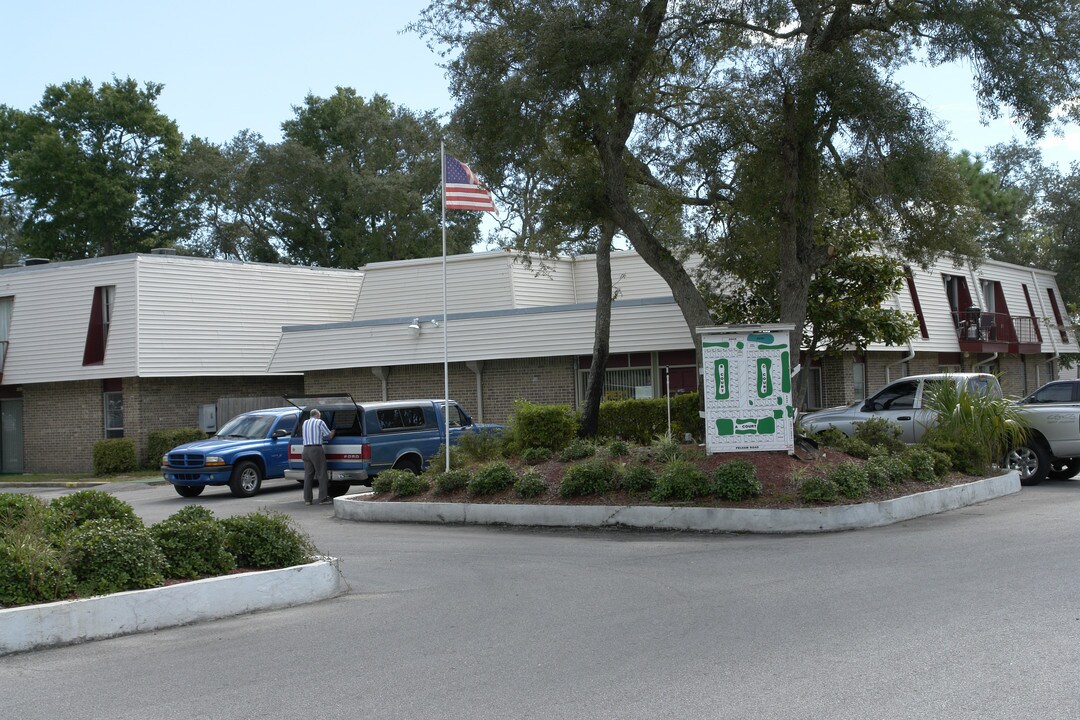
{"left": 205, "top": 456, "right": 226, "bottom": 467}
{"left": 161, "top": 454, "right": 169, "bottom": 467}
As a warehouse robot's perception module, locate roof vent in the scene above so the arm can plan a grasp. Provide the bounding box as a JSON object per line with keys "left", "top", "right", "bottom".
{"left": 150, "top": 248, "right": 177, "bottom": 255}
{"left": 23, "top": 258, "right": 49, "bottom": 266}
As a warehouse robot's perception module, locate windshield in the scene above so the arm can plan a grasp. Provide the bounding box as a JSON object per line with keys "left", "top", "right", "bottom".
{"left": 215, "top": 414, "right": 275, "bottom": 439}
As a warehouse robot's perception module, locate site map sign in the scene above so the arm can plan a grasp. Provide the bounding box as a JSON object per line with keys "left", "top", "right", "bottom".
{"left": 700, "top": 326, "right": 795, "bottom": 453}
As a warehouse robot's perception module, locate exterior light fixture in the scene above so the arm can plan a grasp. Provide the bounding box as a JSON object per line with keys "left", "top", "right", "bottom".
{"left": 408, "top": 318, "right": 421, "bottom": 336}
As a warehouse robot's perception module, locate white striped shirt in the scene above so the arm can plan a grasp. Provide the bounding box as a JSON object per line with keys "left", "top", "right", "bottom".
{"left": 301, "top": 417, "right": 331, "bottom": 445}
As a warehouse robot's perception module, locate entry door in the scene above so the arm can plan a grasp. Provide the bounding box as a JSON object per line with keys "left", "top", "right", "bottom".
{"left": 1, "top": 398, "right": 23, "bottom": 473}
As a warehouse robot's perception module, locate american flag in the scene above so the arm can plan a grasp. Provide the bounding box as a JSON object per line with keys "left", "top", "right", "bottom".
{"left": 444, "top": 155, "right": 497, "bottom": 213}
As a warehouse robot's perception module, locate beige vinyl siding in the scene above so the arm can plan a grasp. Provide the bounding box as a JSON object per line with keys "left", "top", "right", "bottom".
{"left": 572, "top": 252, "right": 697, "bottom": 302}
{"left": 509, "top": 256, "right": 577, "bottom": 307}
{"left": 135, "top": 256, "right": 362, "bottom": 377}
{"left": 352, "top": 253, "right": 516, "bottom": 318}
{"left": 0, "top": 259, "right": 139, "bottom": 384}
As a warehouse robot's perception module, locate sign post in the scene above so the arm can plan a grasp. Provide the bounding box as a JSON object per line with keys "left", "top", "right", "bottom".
{"left": 697, "top": 325, "right": 796, "bottom": 454}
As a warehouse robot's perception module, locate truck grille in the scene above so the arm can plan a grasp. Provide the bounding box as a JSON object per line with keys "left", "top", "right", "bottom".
{"left": 168, "top": 453, "right": 205, "bottom": 468}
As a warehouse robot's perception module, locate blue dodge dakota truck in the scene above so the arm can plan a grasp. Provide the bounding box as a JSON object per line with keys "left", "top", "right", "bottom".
{"left": 161, "top": 407, "right": 300, "bottom": 498}
{"left": 283, "top": 394, "right": 502, "bottom": 497}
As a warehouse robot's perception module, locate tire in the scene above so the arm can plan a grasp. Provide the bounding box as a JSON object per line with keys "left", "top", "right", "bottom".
{"left": 393, "top": 457, "right": 422, "bottom": 475}
{"left": 1049, "top": 457, "right": 1080, "bottom": 481}
{"left": 229, "top": 460, "right": 263, "bottom": 498}
{"left": 1005, "top": 441, "right": 1051, "bottom": 486}
{"left": 328, "top": 481, "right": 352, "bottom": 498}
{"left": 174, "top": 484, "right": 205, "bottom": 498}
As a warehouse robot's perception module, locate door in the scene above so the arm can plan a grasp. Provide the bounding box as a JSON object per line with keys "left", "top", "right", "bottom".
{"left": 1, "top": 398, "right": 23, "bottom": 473}
{"left": 865, "top": 379, "right": 920, "bottom": 443}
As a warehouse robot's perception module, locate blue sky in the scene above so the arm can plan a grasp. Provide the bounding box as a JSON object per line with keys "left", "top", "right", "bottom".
{"left": 3, "top": 1, "right": 1078, "bottom": 170}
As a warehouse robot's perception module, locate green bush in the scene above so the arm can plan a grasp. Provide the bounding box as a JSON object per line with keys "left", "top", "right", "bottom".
{"left": 595, "top": 393, "right": 703, "bottom": 444}
{"left": 559, "top": 438, "right": 596, "bottom": 462}
{"left": 808, "top": 426, "right": 847, "bottom": 448}
{"left": 797, "top": 474, "right": 839, "bottom": 503}
{"left": 0, "top": 534, "right": 73, "bottom": 606}
{"left": 607, "top": 440, "right": 630, "bottom": 458}
{"left": 65, "top": 519, "right": 165, "bottom": 595}
{"left": 712, "top": 460, "right": 762, "bottom": 501}
{"left": 391, "top": 472, "right": 430, "bottom": 497}
{"left": 826, "top": 463, "right": 870, "bottom": 500}
{"left": 427, "top": 444, "right": 466, "bottom": 473}
{"left": 863, "top": 455, "right": 911, "bottom": 488}
{"left": 146, "top": 427, "right": 206, "bottom": 468}
{"left": 621, "top": 464, "right": 658, "bottom": 493}
{"left": 652, "top": 460, "right": 710, "bottom": 502}
{"left": 468, "top": 462, "right": 517, "bottom": 496}
{"left": 509, "top": 401, "right": 578, "bottom": 451}
{"left": 903, "top": 448, "right": 942, "bottom": 483}
{"left": 559, "top": 459, "right": 616, "bottom": 498}
{"left": 838, "top": 437, "right": 876, "bottom": 460}
{"left": 515, "top": 471, "right": 547, "bottom": 498}
{"left": 221, "top": 511, "right": 315, "bottom": 569}
{"left": 150, "top": 506, "right": 235, "bottom": 579}
{"left": 521, "top": 447, "right": 553, "bottom": 465}
{"left": 851, "top": 417, "right": 906, "bottom": 455}
{"left": 454, "top": 429, "right": 505, "bottom": 462}
{"left": 920, "top": 378, "right": 1029, "bottom": 474}
{"left": 92, "top": 438, "right": 138, "bottom": 475}
{"left": 923, "top": 434, "right": 985, "bottom": 475}
{"left": 651, "top": 433, "right": 684, "bottom": 464}
{"left": 0, "top": 493, "right": 48, "bottom": 533}
{"left": 45, "top": 489, "right": 142, "bottom": 536}
{"left": 371, "top": 470, "right": 408, "bottom": 494}
{"left": 433, "top": 469, "right": 471, "bottom": 494}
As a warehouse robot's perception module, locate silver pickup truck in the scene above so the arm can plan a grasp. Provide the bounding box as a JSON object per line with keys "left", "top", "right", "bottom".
{"left": 1006, "top": 404, "right": 1080, "bottom": 485}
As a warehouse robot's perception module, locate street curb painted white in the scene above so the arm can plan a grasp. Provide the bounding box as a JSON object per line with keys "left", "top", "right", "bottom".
{"left": 0, "top": 557, "right": 347, "bottom": 656}
{"left": 334, "top": 471, "right": 1021, "bottom": 534}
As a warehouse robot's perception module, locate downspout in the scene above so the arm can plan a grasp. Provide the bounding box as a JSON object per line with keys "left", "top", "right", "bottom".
{"left": 1030, "top": 270, "right": 1059, "bottom": 386}
{"left": 466, "top": 361, "right": 484, "bottom": 422}
{"left": 975, "top": 352, "right": 998, "bottom": 372}
{"left": 370, "top": 367, "right": 389, "bottom": 401}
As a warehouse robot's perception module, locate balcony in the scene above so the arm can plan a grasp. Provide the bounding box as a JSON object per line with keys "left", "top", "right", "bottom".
{"left": 953, "top": 309, "right": 1040, "bottom": 354}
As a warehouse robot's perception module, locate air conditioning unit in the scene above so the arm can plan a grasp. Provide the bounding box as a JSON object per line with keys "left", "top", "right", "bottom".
{"left": 198, "top": 404, "right": 217, "bottom": 433}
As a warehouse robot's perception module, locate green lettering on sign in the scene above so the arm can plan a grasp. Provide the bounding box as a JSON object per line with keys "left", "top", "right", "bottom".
{"left": 756, "top": 358, "right": 773, "bottom": 398}
{"left": 714, "top": 359, "right": 729, "bottom": 400}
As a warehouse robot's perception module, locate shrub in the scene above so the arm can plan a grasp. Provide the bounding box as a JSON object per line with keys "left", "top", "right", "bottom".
{"left": 621, "top": 464, "right": 658, "bottom": 494}
{"left": 92, "top": 438, "right": 138, "bottom": 475}
{"left": 797, "top": 474, "right": 839, "bottom": 503}
{"left": 371, "top": 471, "right": 403, "bottom": 494}
{"left": 433, "top": 469, "right": 471, "bottom": 494}
{"left": 863, "top": 455, "right": 911, "bottom": 488}
{"left": 607, "top": 440, "right": 630, "bottom": 458}
{"left": 0, "top": 534, "right": 73, "bottom": 606}
{"left": 455, "top": 428, "right": 505, "bottom": 462}
{"left": 426, "top": 444, "right": 466, "bottom": 474}
{"left": 651, "top": 432, "right": 683, "bottom": 463}
{"left": 146, "top": 427, "right": 206, "bottom": 468}
{"left": 521, "top": 447, "right": 553, "bottom": 465}
{"left": 559, "top": 459, "right": 616, "bottom": 498}
{"left": 391, "top": 472, "right": 430, "bottom": 497}
{"left": 468, "top": 462, "right": 517, "bottom": 496}
{"left": 826, "top": 463, "right": 870, "bottom": 500}
{"left": 515, "top": 471, "right": 547, "bottom": 498}
{"left": 221, "top": 511, "right": 315, "bottom": 569}
{"left": 808, "top": 427, "right": 847, "bottom": 448}
{"left": 45, "top": 490, "right": 142, "bottom": 536}
{"left": 903, "top": 448, "right": 941, "bottom": 483}
{"left": 559, "top": 438, "right": 596, "bottom": 462}
{"left": 652, "top": 460, "right": 710, "bottom": 502}
{"left": 851, "top": 417, "right": 906, "bottom": 455}
{"left": 712, "top": 460, "right": 762, "bottom": 501}
{"left": 150, "top": 507, "right": 235, "bottom": 579}
{"left": 923, "top": 434, "right": 985, "bottom": 475}
{"left": 509, "top": 401, "right": 578, "bottom": 451}
{"left": 0, "top": 493, "right": 48, "bottom": 533}
{"left": 65, "top": 519, "right": 165, "bottom": 595}
{"left": 595, "top": 393, "right": 703, "bottom": 444}
{"left": 920, "top": 378, "right": 1029, "bottom": 474}
{"left": 838, "top": 437, "right": 876, "bottom": 460}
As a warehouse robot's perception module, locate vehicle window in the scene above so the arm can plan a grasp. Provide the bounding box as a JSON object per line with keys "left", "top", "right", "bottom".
{"left": 377, "top": 409, "right": 403, "bottom": 430}
{"left": 449, "top": 406, "right": 470, "bottom": 427}
{"left": 330, "top": 409, "right": 361, "bottom": 436}
{"left": 400, "top": 407, "right": 425, "bottom": 428}
{"left": 872, "top": 380, "right": 918, "bottom": 410}
{"left": 275, "top": 415, "right": 298, "bottom": 435}
{"left": 1031, "top": 383, "right": 1074, "bottom": 403}
{"left": 216, "top": 414, "right": 274, "bottom": 439}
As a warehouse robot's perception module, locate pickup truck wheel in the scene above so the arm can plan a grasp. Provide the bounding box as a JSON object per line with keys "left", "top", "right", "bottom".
{"left": 1006, "top": 441, "right": 1051, "bottom": 486}
{"left": 174, "top": 485, "right": 204, "bottom": 498}
{"left": 229, "top": 460, "right": 263, "bottom": 498}
{"left": 1049, "top": 458, "right": 1080, "bottom": 480}
{"left": 393, "top": 457, "right": 422, "bottom": 475}
{"left": 328, "top": 481, "right": 351, "bottom": 497}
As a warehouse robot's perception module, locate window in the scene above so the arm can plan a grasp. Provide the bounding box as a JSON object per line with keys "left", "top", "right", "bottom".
{"left": 104, "top": 391, "right": 124, "bottom": 438}
{"left": 377, "top": 407, "right": 427, "bottom": 431}
{"left": 852, "top": 361, "right": 866, "bottom": 401}
{"left": 83, "top": 286, "right": 115, "bottom": 366}
{"left": 802, "top": 367, "right": 823, "bottom": 410}
{"left": 1027, "top": 383, "right": 1076, "bottom": 404}
{"left": 871, "top": 380, "right": 918, "bottom": 410}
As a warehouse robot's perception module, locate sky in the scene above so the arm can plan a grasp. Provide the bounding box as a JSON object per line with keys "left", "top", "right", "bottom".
{"left": 3, "top": 1, "right": 1079, "bottom": 171}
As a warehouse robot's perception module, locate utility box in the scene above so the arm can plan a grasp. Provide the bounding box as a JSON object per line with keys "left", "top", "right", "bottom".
{"left": 198, "top": 404, "right": 217, "bottom": 433}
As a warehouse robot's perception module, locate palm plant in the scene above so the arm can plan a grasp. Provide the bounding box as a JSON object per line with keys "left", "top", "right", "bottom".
{"left": 920, "top": 378, "right": 1029, "bottom": 474}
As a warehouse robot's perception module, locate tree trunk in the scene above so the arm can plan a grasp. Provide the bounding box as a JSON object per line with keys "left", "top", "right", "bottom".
{"left": 579, "top": 222, "right": 616, "bottom": 438}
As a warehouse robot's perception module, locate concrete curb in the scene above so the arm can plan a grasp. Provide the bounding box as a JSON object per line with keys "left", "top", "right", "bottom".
{"left": 0, "top": 556, "right": 347, "bottom": 656}
{"left": 334, "top": 471, "right": 1021, "bottom": 534}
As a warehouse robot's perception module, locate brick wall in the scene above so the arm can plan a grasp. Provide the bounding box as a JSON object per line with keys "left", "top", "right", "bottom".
{"left": 22, "top": 375, "right": 302, "bottom": 474}
{"left": 305, "top": 357, "right": 578, "bottom": 424}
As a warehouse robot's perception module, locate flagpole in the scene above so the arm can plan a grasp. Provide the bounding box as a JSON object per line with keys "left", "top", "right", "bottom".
{"left": 441, "top": 142, "right": 451, "bottom": 472}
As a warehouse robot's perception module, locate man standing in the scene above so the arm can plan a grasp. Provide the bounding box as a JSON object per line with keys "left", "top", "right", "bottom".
{"left": 302, "top": 409, "right": 335, "bottom": 505}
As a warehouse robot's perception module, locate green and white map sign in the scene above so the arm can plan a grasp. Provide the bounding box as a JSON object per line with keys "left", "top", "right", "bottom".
{"left": 699, "top": 325, "right": 795, "bottom": 453}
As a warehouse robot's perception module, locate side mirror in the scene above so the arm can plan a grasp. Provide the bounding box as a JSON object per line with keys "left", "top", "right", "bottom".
{"left": 272, "top": 429, "right": 290, "bottom": 438}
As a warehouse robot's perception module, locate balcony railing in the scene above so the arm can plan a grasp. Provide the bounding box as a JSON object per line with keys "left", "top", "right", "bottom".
{"left": 952, "top": 310, "right": 1038, "bottom": 347}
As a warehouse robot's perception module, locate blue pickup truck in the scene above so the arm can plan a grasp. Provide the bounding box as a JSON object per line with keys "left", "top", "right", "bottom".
{"left": 283, "top": 394, "right": 502, "bottom": 497}
{"left": 161, "top": 407, "right": 300, "bottom": 498}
